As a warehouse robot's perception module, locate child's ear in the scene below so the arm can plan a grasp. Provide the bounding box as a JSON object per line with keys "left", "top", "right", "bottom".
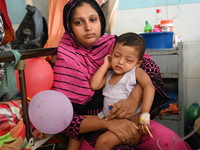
{"left": 137, "top": 60, "right": 142, "bottom": 66}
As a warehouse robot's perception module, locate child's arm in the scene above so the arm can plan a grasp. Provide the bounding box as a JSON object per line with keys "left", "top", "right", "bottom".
{"left": 135, "top": 67, "right": 155, "bottom": 113}
{"left": 90, "top": 55, "right": 111, "bottom": 90}
{"left": 136, "top": 67, "right": 155, "bottom": 136}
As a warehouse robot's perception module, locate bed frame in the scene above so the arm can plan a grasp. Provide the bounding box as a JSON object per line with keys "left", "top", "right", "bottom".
{"left": 0, "top": 47, "right": 57, "bottom": 145}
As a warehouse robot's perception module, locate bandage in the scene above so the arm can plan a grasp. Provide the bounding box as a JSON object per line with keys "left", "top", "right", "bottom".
{"left": 139, "top": 112, "right": 150, "bottom": 124}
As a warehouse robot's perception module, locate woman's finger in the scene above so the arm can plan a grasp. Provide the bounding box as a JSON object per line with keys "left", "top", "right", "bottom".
{"left": 116, "top": 109, "right": 128, "bottom": 118}
{"left": 125, "top": 122, "right": 139, "bottom": 146}
{"left": 106, "top": 104, "right": 122, "bottom": 120}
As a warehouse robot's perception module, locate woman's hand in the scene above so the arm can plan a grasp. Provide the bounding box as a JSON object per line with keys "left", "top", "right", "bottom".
{"left": 105, "top": 84, "right": 143, "bottom": 120}
{"left": 107, "top": 118, "right": 139, "bottom": 146}
{"left": 106, "top": 99, "right": 136, "bottom": 120}
{"left": 79, "top": 115, "right": 141, "bottom": 146}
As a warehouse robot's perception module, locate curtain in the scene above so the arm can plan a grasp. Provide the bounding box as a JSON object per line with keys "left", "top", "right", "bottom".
{"left": 44, "top": 0, "right": 69, "bottom": 48}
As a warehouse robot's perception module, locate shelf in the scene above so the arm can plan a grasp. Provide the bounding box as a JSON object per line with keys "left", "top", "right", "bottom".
{"left": 148, "top": 42, "right": 184, "bottom": 137}
{"left": 161, "top": 73, "right": 178, "bottom": 78}
{"left": 146, "top": 47, "right": 179, "bottom": 56}
{"left": 154, "top": 113, "right": 181, "bottom": 121}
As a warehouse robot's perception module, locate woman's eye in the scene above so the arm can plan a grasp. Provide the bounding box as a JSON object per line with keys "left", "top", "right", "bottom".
{"left": 90, "top": 18, "right": 97, "bottom": 22}
{"left": 75, "top": 20, "right": 83, "bottom": 25}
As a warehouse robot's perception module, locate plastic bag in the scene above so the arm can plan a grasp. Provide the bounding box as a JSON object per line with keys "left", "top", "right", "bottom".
{"left": 0, "top": 50, "right": 21, "bottom": 101}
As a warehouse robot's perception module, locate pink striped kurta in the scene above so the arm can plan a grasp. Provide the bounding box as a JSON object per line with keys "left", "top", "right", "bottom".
{"left": 52, "top": 32, "right": 116, "bottom": 105}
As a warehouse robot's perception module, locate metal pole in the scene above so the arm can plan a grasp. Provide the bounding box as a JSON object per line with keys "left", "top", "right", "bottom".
{"left": 16, "top": 60, "right": 31, "bottom": 140}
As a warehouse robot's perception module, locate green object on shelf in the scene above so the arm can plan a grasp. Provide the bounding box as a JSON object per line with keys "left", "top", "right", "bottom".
{"left": 144, "top": 20, "right": 152, "bottom": 33}
{"left": 186, "top": 103, "right": 200, "bottom": 121}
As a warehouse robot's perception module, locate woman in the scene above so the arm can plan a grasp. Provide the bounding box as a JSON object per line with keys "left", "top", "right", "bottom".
{"left": 52, "top": 0, "right": 191, "bottom": 149}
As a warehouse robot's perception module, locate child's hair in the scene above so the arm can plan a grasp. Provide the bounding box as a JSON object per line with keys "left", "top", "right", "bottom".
{"left": 116, "top": 32, "right": 146, "bottom": 60}
{"left": 68, "top": 0, "right": 106, "bottom": 36}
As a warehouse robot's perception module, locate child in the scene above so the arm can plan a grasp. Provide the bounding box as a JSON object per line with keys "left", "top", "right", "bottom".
{"left": 90, "top": 32, "right": 155, "bottom": 149}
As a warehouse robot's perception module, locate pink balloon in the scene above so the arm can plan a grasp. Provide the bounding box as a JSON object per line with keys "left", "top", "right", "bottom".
{"left": 15, "top": 57, "right": 54, "bottom": 99}
{"left": 28, "top": 90, "right": 73, "bottom": 134}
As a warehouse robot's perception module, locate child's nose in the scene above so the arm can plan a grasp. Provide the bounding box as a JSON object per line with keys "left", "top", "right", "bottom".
{"left": 118, "top": 58, "right": 124, "bottom": 64}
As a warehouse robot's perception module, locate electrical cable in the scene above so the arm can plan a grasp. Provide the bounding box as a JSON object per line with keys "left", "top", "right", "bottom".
{"left": 172, "top": 0, "right": 182, "bottom": 19}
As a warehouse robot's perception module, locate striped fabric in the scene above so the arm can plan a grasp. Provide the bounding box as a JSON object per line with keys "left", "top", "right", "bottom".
{"left": 52, "top": 0, "right": 114, "bottom": 105}
{"left": 0, "top": 100, "right": 31, "bottom": 150}
{"left": 52, "top": 32, "right": 116, "bottom": 105}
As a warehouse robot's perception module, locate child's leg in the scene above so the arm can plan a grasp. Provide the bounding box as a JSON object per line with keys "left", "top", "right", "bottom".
{"left": 95, "top": 113, "right": 142, "bottom": 150}
{"left": 95, "top": 130, "right": 141, "bottom": 150}
{"left": 67, "top": 138, "right": 81, "bottom": 150}
{"left": 95, "top": 131, "right": 122, "bottom": 150}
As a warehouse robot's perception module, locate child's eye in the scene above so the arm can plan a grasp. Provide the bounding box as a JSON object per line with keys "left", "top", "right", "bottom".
{"left": 114, "top": 54, "right": 119, "bottom": 57}
{"left": 127, "top": 59, "right": 133, "bottom": 63}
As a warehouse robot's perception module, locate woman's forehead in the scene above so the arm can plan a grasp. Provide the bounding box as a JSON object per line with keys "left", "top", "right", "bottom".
{"left": 72, "top": 3, "right": 98, "bottom": 19}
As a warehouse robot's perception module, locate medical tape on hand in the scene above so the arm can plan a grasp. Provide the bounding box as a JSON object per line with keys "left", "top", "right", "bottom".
{"left": 139, "top": 112, "right": 150, "bottom": 124}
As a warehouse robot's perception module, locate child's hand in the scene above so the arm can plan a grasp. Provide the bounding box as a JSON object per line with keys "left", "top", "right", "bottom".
{"left": 103, "top": 55, "right": 112, "bottom": 69}
{"left": 139, "top": 112, "right": 151, "bottom": 135}
{"left": 138, "top": 123, "right": 151, "bottom": 135}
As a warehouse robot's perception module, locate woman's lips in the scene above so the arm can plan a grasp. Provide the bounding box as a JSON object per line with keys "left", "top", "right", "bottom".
{"left": 85, "top": 33, "right": 95, "bottom": 38}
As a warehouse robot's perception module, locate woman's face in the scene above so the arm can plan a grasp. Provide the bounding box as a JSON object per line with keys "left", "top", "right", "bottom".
{"left": 70, "top": 3, "right": 101, "bottom": 46}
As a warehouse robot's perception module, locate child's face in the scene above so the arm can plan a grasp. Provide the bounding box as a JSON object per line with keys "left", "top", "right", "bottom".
{"left": 111, "top": 42, "right": 141, "bottom": 74}
{"left": 70, "top": 3, "right": 101, "bottom": 46}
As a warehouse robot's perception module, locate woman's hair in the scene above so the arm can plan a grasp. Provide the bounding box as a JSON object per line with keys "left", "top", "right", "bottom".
{"left": 116, "top": 32, "right": 146, "bottom": 60}
{"left": 63, "top": 0, "right": 106, "bottom": 36}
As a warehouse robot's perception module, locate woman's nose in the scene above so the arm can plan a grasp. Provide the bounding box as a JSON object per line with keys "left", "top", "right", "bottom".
{"left": 85, "top": 21, "right": 92, "bottom": 31}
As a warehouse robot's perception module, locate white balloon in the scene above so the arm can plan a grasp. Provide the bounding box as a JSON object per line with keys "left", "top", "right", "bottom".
{"left": 28, "top": 90, "right": 73, "bottom": 134}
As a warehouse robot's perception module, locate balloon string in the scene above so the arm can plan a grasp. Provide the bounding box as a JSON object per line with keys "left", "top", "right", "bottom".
{"left": 156, "top": 117, "right": 200, "bottom": 150}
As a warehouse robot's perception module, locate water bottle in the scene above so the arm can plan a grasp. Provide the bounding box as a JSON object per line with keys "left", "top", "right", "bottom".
{"left": 98, "top": 105, "right": 113, "bottom": 119}
{"left": 186, "top": 103, "right": 200, "bottom": 120}
{"left": 155, "top": 9, "right": 162, "bottom": 26}
{"left": 144, "top": 20, "right": 152, "bottom": 33}
{"left": 153, "top": 9, "right": 162, "bottom": 32}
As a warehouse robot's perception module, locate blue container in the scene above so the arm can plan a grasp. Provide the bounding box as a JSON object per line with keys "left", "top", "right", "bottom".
{"left": 139, "top": 32, "right": 174, "bottom": 49}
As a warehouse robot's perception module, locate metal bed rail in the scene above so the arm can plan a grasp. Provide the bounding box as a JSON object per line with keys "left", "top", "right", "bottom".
{"left": 0, "top": 47, "right": 57, "bottom": 140}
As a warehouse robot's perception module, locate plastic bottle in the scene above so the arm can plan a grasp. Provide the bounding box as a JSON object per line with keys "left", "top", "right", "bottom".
{"left": 186, "top": 103, "right": 200, "bottom": 120}
{"left": 98, "top": 105, "right": 113, "bottom": 119}
{"left": 160, "top": 19, "right": 174, "bottom": 32}
{"left": 144, "top": 20, "right": 152, "bottom": 33}
{"left": 155, "top": 9, "right": 162, "bottom": 26}
{"left": 153, "top": 9, "right": 162, "bottom": 32}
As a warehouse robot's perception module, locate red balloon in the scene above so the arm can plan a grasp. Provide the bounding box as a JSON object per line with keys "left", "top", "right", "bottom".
{"left": 15, "top": 57, "right": 54, "bottom": 99}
